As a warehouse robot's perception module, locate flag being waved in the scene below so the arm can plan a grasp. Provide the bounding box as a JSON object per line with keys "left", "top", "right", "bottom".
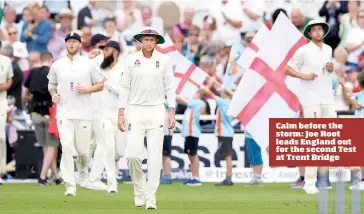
{"left": 227, "top": 13, "right": 307, "bottom": 150}
{"left": 223, "top": 40, "right": 245, "bottom": 91}
{"left": 157, "top": 34, "right": 209, "bottom": 99}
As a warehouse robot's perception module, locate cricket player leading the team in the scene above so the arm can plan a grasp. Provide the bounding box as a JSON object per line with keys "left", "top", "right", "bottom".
{"left": 117, "top": 27, "right": 176, "bottom": 210}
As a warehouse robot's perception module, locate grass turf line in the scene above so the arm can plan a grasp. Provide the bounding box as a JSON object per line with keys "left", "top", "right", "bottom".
{"left": 0, "top": 183, "right": 363, "bottom": 214}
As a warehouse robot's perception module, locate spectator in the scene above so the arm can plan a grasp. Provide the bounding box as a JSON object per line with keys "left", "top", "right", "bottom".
{"left": 182, "top": 25, "right": 206, "bottom": 66}
{"left": 358, "top": 51, "right": 364, "bottom": 71}
{"left": 23, "top": 52, "right": 40, "bottom": 84}
{"left": 345, "top": 9, "right": 364, "bottom": 71}
{"left": 1, "top": 7, "right": 22, "bottom": 41}
{"left": 172, "top": 7, "right": 194, "bottom": 38}
{"left": 55, "top": 9, "right": 74, "bottom": 40}
{"left": 208, "top": 0, "right": 244, "bottom": 46}
{"left": 4, "top": 26, "right": 20, "bottom": 45}
{"left": 172, "top": 34, "right": 184, "bottom": 54}
{"left": 241, "top": 0, "right": 265, "bottom": 33}
{"left": 5, "top": 0, "right": 30, "bottom": 23}
{"left": 20, "top": 3, "right": 53, "bottom": 53}
{"left": 319, "top": 0, "right": 345, "bottom": 50}
{"left": 266, "top": 8, "right": 288, "bottom": 29}
{"left": 200, "top": 55, "right": 221, "bottom": 99}
{"left": 23, "top": 51, "right": 62, "bottom": 186}
{"left": 17, "top": 7, "right": 32, "bottom": 39}
{"left": 291, "top": 8, "right": 312, "bottom": 32}
{"left": 333, "top": 47, "right": 350, "bottom": 111}
{"left": 339, "top": 0, "right": 360, "bottom": 45}
{"left": 40, "top": 6, "right": 51, "bottom": 21}
{"left": 115, "top": 0, "right": 142, "bottom": 32}
{"left": 102, "top": 16, "right": 127, "bottom": 50}
{"left": 12, "top": 41, "right": 29, "bottom": 72}
{"left": 199, "top": 15, "right": 219, "bottom": 52}
{"left": 345, "top": 69, "right": 361, "bottom": 94}
{"left": 129, "top": 6, "right": 164, "bottom": 35}
{"left": 77, "top": 0, "right": 109, "bottom": 34}
{"left": 48, "top": 20, "right": 65, "bottom": 61}
{"left": 81, "top": 26, "right": 93, "bottom": 55}
{"left": 1, "top": 44, "right": 23, "bottom": 111}
{"left": 43, "top": 0, "right": 70, "bottom": 19}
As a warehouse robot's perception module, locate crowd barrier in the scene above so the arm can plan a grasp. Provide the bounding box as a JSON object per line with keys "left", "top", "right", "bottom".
{"left": 15, "top": 111, "right": 359, "bottom": 183}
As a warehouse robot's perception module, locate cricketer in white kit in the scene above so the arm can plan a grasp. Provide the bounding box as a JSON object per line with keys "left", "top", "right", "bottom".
{"left": 0, "top": 43, "right": 13, "bottom": 184}
{"left": 90, "top": 40, "right": 127, "bottom": 193}
{"left": 47, "top": 32, "right": 104, "bottom": 196}
{"left": 118, "top": 27, "right": 176, "bottom": 210}
{"left": 285, "top": 20, "right": 335, "bottom": 195}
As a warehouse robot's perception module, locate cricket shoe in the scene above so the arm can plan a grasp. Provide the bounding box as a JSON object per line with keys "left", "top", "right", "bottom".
{"left": 145, "top": 200, "right": 157, "bottom": 210}
{"left": 65, "top": 185, "right": 76, "bottom": 196}
{"left": 245, "top": 179, "right": 263, "bottom": 187}
{"left": 107, "top": 188, "right": 118, "bottom": 194}
{"left": 289, "top": 178, "right": 304, "bottom": 188}
{"left": 85, "top": 180, "right": 108, "bottom": 191}
{"left": 38, "top": 178, "right": 50, "bottom": 186}
{"left": 349, "top": 181, "right": 364, "bottom": 191}
{"left": 135, "top": 195, "right": 145, "bottom": 207}
{"left": 215, "top": 179, "right": 233, "bottom": 186}
{"left": 184, "top": 179, "right": 202, "bottom": 186}
{"left": 303, "top": 183, "right": 319, "bottom": 194}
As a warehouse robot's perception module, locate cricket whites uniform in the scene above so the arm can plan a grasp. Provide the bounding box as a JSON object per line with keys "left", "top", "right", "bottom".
{"left": 87, "top": 52, "right": 108, "bottom": 190}
{"left": 0, "top": 55, "right": 13, "bottom": 177}
{"left": 47, "top": 54, "right": 103, "bottom": 194}
{"left": 119, "top": 49, "right": 175, "bottom": 208}
{"left": 287, "top": 41, "right": 335, "bottom": 194}
{"left": 97, "top": 61, "right": 127, "bottom": 192}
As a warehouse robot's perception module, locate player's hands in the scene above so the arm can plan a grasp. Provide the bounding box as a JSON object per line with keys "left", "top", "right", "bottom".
{"left": 88, "top": 49, "right": 101, "bottom": 59}
{"left": 338, "top": 77, "right": 346, "bottom": 86}
{"left": 301, "top": 73, "right": 318, "bottom": 81}
{"left": 118, "top": 115, "right": 127, "bottom": 132}
{"left": 326, "top": 62, "right": 334, "bottom": 72}
{"left": 168, "top": 109, "right": 175, "bottom": 129}
{"left": 52, "top": 93, "right": 60, "bottom": 104}
{"left": 76, "top": 83, "right": 91, "bottom": 94}
{"left": 0, "top": 83, "right": 6, "bottom": 91}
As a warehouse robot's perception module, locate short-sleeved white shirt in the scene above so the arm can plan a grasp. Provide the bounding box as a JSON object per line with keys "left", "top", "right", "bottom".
{"left": 287, "top": 42, "right": 334, "bottom": 107}
{"left": 346, "top": 27, "right": 364, "bottom": 64}
{"left": 0, "top": 55, "right": 14, "bottom": 107}
{"left": 48, "top": 54, "right": 103, "bottom": 120}
{"left": 209, "top": 0, "right": 244, "bottom": 46}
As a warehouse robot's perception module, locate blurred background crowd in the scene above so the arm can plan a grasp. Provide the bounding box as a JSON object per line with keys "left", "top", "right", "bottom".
{"left": 1, "top": 0, "right": 364, "bottom": 175}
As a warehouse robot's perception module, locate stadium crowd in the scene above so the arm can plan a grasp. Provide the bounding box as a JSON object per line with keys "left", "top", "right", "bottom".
{"left": 0, "top": 0, "right": 364, "bottom": 192}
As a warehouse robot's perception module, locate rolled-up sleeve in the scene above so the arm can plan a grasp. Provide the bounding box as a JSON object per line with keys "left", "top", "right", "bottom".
{"left": 164, "top": 59, "right": 176, "bottom": 108}
{"left": 118, "top": 59, "right": 131, "bottom": 109}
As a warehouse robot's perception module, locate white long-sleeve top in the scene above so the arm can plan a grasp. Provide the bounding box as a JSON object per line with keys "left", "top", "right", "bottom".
{"left": 101, "top": 61, "right": 124, "bottom": 119}
{"left": 118, "top": 50, "right": 176, "bottom": 109}
{"left": 90, "top": 51, "right": 105, "bottom": 114}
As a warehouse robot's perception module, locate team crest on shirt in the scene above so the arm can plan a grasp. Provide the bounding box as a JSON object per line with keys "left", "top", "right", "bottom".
{"left": 156, "top": 61, "right": 159, "bottom": 69}
{"left": 134, "top": 60, "right": 141, "bottom": 67}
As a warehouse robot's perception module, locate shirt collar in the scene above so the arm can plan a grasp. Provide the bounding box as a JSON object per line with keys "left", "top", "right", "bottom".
{"left": 139, "top": 49, "right": 157, "bottom": 59}
{"left": 309, "top": 41, "right": 324, "bottom": 51}
{"left": 67, "top": 53, "right": 81, "bottom": 62}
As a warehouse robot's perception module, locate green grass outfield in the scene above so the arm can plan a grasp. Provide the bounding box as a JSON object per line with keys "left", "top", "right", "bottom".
{"left": 0, "top": 183, "right": 363, "bottom": 214}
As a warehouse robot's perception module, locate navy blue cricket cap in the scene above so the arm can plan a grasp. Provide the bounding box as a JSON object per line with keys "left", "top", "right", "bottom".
{"left": 91, "top": 34, "right": 110, "bottom": 46}
{"left": 99, "top": 40, "right": 121, "bottom": 53}
{"left": 65, "top": 32, "right": 81, "bottom": 43}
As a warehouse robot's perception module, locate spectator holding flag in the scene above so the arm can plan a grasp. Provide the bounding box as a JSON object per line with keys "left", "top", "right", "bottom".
{"left": 200, "top": 86, "right": 235, "bottom": 186}
{"left": 176, "top": 92, "right": 207, "bottom": 186}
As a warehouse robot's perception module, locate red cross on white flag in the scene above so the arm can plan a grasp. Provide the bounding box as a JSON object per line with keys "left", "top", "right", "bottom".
{"left": 238, "top": 25, "right": 270, "bottom": 72}
{"left": 156, "top": 34, "right": 208, "bottom": 99}
{"left": 227, "top": 13, "right": 308, "bottom": 150}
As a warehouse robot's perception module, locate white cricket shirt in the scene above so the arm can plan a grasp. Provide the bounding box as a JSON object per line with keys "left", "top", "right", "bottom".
{"left": 90, "top": 51, "right": 105, "bottom": 114}
{"left": 101, "top": 61, "right": 124, "bottom": 119}
{"left": 119, "top": 50, "right": 176, "bottom": 109}
{"left": 47, "top": 54, "right": 104, "bottom": 120}
{"left": 287, "top": 42, "right": 334, "bottom": 107}
{"left": 0, "top": 55, "right": 13, "bottom": 108}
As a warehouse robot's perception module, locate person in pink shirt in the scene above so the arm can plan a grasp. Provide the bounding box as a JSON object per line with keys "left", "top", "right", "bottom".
{"left": 172, "top": 7, "right": 194, "bottom": 38}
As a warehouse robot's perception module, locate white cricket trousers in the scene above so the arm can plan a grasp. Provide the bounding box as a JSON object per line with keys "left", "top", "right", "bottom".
{"left": 88, "top": 115, "right": 104, "bottom": 182}
{"left": 57, "top": 119, "right": 92, "bottom": 189}
{"left": 0, "top": 103, "right": 6, "bottom": 175}
{"left": 89, "top": 116, "right": 127, "bottom": 189}
{"left": 302, "top": 104, "right": 337, "bottom": 186}
{"left": 125, "top": 104, "right": 165, "bottom": 203}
